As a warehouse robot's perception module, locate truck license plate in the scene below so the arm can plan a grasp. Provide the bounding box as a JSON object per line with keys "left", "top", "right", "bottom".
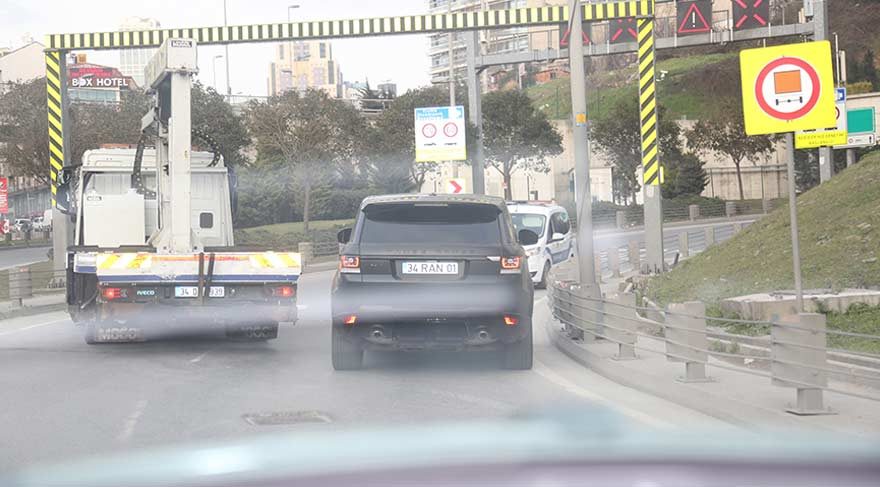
{"left": 402, "top": 261, "right": 458, "bottom": 275}
{"left": 174, "top": 286, "right": 225, "bottom": 298}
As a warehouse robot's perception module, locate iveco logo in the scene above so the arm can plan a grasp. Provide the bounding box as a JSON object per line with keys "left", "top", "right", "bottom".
{"left": 136, "top": 289, "right": 156, "bottom": 296}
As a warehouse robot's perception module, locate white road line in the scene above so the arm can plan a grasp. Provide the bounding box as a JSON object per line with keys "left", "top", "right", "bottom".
{"left": 117, "top": 399, "right": 148, "bottom": 442}
{"left": 532, "top": 360, "right": 671, "bottom": 429}
{"left": 189, "top": 352, "right": 208, "bottom": 364}
{"left": 0, "top": 318, "right": 69, "bottom": 338}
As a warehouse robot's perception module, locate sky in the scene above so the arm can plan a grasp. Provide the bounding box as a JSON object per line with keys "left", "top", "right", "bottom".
{"left": 1, "top": 0, "right": 433, "bottom": 95}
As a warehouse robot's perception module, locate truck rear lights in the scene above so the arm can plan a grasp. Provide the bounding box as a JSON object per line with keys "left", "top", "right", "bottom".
{"left": 503, "top": 315, "right": 519, "bottom": 326}
{"left": 343, "top": 314, "right": 358, "bottom": 326}
{"left": 272, "top": 285, "right": 295, "bottom": 297}
{"left": 340, "top": 255, "right": 360, "bottom": 273}
{"left": 101, "top": 287, "right": 125, "bottom": 301}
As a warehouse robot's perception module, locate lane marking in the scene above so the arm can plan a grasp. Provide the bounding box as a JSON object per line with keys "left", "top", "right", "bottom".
{"left": 117, "top": 399, "right": 148, "bottom": 442}
{"left": 0, "top": 318, "right": 69, "bottom": 338}
{"left": 189, "top": 352, "right": 208, "bottom": 364}
{"left": 532, "top": 360, "right": 671, "bottom": 429}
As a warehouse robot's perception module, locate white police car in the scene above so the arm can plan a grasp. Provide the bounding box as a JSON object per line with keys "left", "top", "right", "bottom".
{"left": 507, "top": 202, "right": 574, "bottom": 289}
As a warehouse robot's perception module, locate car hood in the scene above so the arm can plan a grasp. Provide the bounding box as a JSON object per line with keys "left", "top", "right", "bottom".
{"left": 7, "top": 408, "right": 880, "bottom": 487}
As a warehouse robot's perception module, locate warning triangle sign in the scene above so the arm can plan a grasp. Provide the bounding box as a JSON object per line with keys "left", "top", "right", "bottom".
{"left": 678, "top": 3, "right": 710, "bottom": 34}
{"left": 560, "top": 25, "right": 590, "bottom": 47}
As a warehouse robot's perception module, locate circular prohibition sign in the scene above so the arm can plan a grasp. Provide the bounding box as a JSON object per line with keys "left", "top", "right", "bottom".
{"left": 443, "top": 122, "right": 459, "bottom": 138}
{"left": 754, "top": 56, "right": 821, "bottom": 121}
{"left": 422, "top": 123, "right": 437, "bottom": 138}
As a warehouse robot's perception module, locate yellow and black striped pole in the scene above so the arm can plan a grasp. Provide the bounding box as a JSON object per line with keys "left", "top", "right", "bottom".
{"left": 45, "top": 51, "right": 64, "bottom": 207}
{"left": 638, "top": 17, "right": 659, "bottom": 187}
{"left": 637, "top": 14, "right": 664, "bottom": 272}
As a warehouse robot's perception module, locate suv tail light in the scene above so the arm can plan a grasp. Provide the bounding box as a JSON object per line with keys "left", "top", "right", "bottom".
{"left": 504, "top": 315, "right": 519, "bottom": 326}
{"left": 500, "top": 256, "right": 521, "bottom": 274}
{"left": 340, "top": 255, "right": 360, "bottom": 273}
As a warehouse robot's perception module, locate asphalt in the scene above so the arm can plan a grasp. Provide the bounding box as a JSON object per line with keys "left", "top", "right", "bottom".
{"left": 0, "top": 269, "right": 736, "bottom": 472}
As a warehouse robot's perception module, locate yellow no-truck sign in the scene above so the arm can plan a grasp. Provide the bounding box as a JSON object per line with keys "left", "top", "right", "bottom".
{"left": 740, "top": 41, "right": 836, "bottom": 136}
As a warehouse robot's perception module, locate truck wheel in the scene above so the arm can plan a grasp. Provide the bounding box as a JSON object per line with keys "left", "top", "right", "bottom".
{"left": 503, "top": 324, "right": 533, "bottom": 370}
{"left": 84, "top": 322, "right": 103, "bottom": 345}
{"left": 332, "top": 325, "right": 363, "bottom": 370}
{"left": 536, "top": 261, "right": 551, "bottom": 289}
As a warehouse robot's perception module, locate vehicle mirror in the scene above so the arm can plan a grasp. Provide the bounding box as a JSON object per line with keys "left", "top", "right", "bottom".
{"left": 518, "top": 229, "right": 539, "bottom": 246}
{"left": 54, "top": 179, "right": 73, "bottom": 216}
{"left": 337, "top": 228, "right": 352, "bottom": 244}
{"left": 551, "top": 232, "right": 565, "bottom": 242}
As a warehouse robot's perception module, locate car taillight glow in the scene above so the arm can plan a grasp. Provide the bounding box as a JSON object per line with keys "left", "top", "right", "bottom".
{"left": 344, "top": 314, "right": 358, "bottom": 326}
{"left": 501, "top": 256, "right": 521, "bottom": 270}
{"left": 273, "top": 286, "right": 295, "bottom": 297}
{"left": 102, "top": 287, "right": 124, "bottom": 301}
{"left": 340, "top": 255, "right": 360, "bottom": 273}
{"left": 504, "top": 315, "right": 518, "bottom": 326}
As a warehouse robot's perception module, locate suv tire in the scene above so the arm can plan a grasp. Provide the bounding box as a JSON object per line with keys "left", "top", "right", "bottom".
{"left": 536, "top": 261, "right": 551, "bottom": 289}
{"left": 503, "top": 324, "right": 533, "bottom": 370}
{"left": 332, "top": 325, "right": 364, "bottom": 370}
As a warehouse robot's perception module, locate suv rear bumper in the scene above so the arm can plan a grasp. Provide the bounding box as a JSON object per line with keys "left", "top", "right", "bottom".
{"left": 331, "top": 281, "right": 532, "bottom": 349}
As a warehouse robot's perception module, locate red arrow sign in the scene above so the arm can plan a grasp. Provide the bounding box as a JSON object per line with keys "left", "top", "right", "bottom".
{"left": 449, "top": 180, "right": 462, "bottom": 194}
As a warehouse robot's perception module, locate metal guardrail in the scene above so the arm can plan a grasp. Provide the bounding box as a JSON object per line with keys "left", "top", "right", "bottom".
{"left": 548, "top": 281, "right": 880, "bottom": 414}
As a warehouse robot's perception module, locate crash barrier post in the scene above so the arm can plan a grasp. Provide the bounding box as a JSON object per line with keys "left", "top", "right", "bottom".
{"left": 616, "top": 210, "right": 626, "bottom": 229}
{"left": 666, "top": 301, "right": 712, "bottom": 382}
{"left": 9, "top": 266, "right": 33, "bottom": 306}
{"left": 678, "top": 232, "right": 689, "bottom": 259}
{"left": 608, "top": 247, "right": 621, "bottom": 277}
{"left": 688, "top": 204, "right": 700, "bottom": 221}
{"left": 704, "top": 227, "right": 715, "bottom": 247}
{"left": 725, "top": 201, "right": 737, "bottom": 217}
{"left": 297, "top": 242, "right": 313, "bottom": 267}
{"left": 605, "top": 292, "right": 638, "bottom": 359}
{"left": 772, "top": 313, "right": 834, "bottom": 415}
{"left": 732, "top": 221, "right": 743, "bottom": 234}
{"left": 628, "top": 240, "right": 640, "bottom": 273}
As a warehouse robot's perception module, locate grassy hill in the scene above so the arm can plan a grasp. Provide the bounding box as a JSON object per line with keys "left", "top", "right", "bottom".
{"left": 646, "top": 151, "right": 880, "bottom": 306}
{"left": 527, "top": 52, "right": 737, "bottom": 121}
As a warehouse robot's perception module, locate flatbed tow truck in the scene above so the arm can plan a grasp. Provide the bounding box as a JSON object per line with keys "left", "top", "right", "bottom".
{"left": 58, "top": 38, "right": 301, "bottom": 343}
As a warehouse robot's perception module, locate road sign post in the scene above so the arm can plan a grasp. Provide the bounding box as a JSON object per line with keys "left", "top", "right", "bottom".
{"left": 741, "top": 41, "right": 836, "bottom": 312}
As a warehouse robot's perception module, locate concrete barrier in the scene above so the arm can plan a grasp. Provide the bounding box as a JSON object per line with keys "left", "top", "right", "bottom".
{"left": 666, "top": 301, "right": 711, "bottom": 382}
{"left": 678, "top": 232, "right": 689, "bottom": 258}
{"left": 688, "top": 204, "right": 700, "bottom": 221}
{"left": 772, "top": 313, "right": 833, "bottom": 415}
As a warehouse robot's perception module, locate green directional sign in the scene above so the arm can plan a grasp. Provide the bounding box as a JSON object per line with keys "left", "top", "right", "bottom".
{"left": 847, "top": 107, "right": 875, "bottom": 134}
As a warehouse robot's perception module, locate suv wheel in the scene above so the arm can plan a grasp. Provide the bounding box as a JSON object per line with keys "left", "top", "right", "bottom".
{"left": 536, "top": 261, "right": 551, "bottom": 289}
{"left": 503, "top": 324, "right": 533, "bottom": 370}
{"left": 332, "top": 325, "right": 364, "bottom": 370}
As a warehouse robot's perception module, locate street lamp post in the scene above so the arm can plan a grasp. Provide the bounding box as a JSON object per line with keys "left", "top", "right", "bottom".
{"left": 212, "top": 55, "right": 224, "bottom": 90}
{"left": 287, "top": 4, "right": 301, "bottom": 93}
{"left": 223, "top": 0, "right": 232, "bottom": 96}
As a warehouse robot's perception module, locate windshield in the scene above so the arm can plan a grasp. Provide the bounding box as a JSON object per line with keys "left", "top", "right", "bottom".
{"left": 2, "top": 0, "right": 879, "bottom": 484}
{"left": 510, "top": 213, "right": 547, "bottom": 239}
{"left": 361, "top": 203, "right": 501, "bottom": 245}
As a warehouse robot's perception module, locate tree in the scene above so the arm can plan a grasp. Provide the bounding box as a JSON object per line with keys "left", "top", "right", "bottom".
{"left": 686, "top": 99, "right": 777, "bottom": 200}
{"left": 246, "top": 89, "right": 365, "bottom": 231}
{"left": 661, "top": 152, "right": 708, "bottom": 198}
{"left": 191, "top": 82, "right": 250, "bottom": 168}
{"left": 591, "top": 96, "right": 682, "bottom": 205}
{"left": 481, "top": 89, "right": 562, "bottom": 200}
{"left": 0, "top": 79, "right": 54, "bottom": 185}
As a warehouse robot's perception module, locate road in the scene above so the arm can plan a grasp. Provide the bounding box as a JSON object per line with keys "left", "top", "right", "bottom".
{"left": 0, "top": 246, "right": 51, "bottom": 270}
{"left": 0, "top": 268, "right": 736, "bottom": 472}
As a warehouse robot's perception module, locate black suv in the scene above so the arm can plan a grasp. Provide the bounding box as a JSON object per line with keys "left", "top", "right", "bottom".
{"left": 331, "top": 194, "right": 538, "bottom": 370}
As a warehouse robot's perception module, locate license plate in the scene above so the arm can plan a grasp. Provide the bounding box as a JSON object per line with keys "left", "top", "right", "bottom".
{"left": 402, "top": 261, "right": 459, "bottom": 275}
{"left": 174, "top": 286, "right": 225, "bottom": 298}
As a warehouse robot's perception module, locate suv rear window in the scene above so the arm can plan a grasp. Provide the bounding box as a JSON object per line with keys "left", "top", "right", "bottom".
{"left": 360, "top": 203, "right": 502, "bottom": 245}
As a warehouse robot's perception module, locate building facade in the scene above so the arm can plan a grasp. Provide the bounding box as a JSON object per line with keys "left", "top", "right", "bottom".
{"left": 67, "top": 60, "right": 139, "bottom": 104}
{"left": 118, "top": 17, "right": 161, "bottom": 87}
{"left": 268, "top": 41, "right": 343, "bottom": 98}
